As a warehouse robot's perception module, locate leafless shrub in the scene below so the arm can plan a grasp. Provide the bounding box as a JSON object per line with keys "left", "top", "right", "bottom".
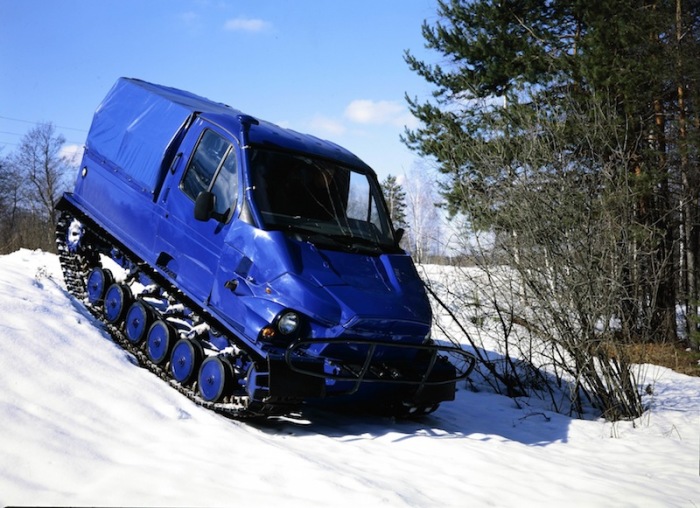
{"left": 421, "top": 99, "right": 658, "bottom": 420}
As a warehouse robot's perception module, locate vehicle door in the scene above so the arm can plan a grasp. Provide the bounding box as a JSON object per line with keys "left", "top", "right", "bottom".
{"left": 156, "top": 118, "right": 240, "bottom": 302}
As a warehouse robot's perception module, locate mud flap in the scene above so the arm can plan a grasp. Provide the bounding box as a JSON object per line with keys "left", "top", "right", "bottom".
{"left": 268, "top": 355, "right": 326, "bottom": 399}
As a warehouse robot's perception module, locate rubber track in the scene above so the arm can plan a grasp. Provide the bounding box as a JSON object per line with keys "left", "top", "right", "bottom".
{"left": 55, "top": 209, "right": 288, "bottom": 420}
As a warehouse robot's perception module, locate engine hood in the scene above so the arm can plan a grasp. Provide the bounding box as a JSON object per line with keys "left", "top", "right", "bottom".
{"left": 236, "top": 231, "right": 432, "bottom": 338}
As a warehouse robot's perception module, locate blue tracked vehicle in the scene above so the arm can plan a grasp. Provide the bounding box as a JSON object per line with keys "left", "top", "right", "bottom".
{"left": 55, "top": 78, "right": 475, "bottom": 418}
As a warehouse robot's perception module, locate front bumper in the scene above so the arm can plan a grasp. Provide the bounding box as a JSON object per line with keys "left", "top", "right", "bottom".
{"left": 265, "top": 338, "right": 476, "bottom": 407}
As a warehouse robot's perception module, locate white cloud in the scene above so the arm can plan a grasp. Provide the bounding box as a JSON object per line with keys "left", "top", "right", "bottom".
{"left": 307, "top": 115, "right": 346, "bottom": 137}
{"left": 179, "top": 11, "right": 200, "bottom": 25}
{"left": 223, "top": 17, "right": 271, "bottom": 33}
{"left": 345, "top": 99, "right": 401, "bottom": 124}
{"left": 60, "top": 144, "right": 84, "bottom": 165}
{"left": 344, "top": 99, "right": 418, "bottom": 128}
{"left": 177, "top": 11, "right": 207, "bottom": 32}
{"left": 275, "top": 120, "right": 292, "bottom": 129}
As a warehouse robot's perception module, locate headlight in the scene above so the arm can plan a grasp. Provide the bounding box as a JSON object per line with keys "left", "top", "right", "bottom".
{"left": 259, "top": 310, "right": 304, "bottom": 342}
{"left": 277, "top": 311, "right": 300, "bottom": 335}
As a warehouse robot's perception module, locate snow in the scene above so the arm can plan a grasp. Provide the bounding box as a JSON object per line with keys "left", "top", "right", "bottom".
{"left": 1, "top": 249, "right": 698, "bottom": 507}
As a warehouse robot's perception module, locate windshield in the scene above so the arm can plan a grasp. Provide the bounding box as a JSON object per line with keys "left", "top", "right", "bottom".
{"left": 249, "top": 148, "right": 398, "bottom": 253}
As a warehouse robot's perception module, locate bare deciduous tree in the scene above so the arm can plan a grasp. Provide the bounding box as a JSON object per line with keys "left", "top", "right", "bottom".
{"left": 3, "top": 123, "right": 72, "bottom": 252}
{"left": 425, "top": 98, "right": 649, "bottom": 420}
{"left": 0, "top": 151, "right": 25, "bottom": 253}
{"left": 403, "top": 162, "right": 442, "bottom": 263}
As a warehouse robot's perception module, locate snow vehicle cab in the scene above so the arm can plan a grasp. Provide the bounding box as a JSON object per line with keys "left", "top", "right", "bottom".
{"left": 56, "top": 78, "right": 474, "bottom": 418}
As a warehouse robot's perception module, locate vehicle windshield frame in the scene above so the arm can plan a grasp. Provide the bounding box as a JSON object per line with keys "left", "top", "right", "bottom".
{"left": 248, "top": 147, "right": 399, "bottom": 253}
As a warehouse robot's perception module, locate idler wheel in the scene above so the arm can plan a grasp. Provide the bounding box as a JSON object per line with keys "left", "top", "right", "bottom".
{"left": 145, "top": 319, "right": 175, "bottom": 365}
{"left": 85, "top": 267, "right": 113, "bottom": 305}
{"left": 170, "top": 339, "right": 203, "bottom": 385}
{"left": 198, "top": 356, "right": 235, "bottom": 402}
{"left": 124, "top": 300, "right": 153, "bottom": 345}
{"left": 103, "top": 283, "right": 133, "bottom": 324}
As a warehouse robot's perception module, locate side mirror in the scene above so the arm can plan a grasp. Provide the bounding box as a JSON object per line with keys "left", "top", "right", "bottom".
{"left": 394, "top": 227, "right": 405, "bottom": 245}
{"left": 194, "top": 191, "right": 216, "bottom": 221}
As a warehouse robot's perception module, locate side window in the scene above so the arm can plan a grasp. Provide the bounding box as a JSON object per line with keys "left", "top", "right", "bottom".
{"left": 211, "top": 149, "right": 237, "bottom": 216}
{"left": 347, "top": 171, "right": 380, "bottom": 226}
{"left": 181, "top": 129, "right": 238, "bottom": 220}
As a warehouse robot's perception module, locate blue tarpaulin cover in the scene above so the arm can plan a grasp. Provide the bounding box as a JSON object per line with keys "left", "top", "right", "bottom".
{"left": 85, "top": 77, "right": 368, "bottom": 194}
{"left": 85, "top": 78, "right": 233, "bottom": 192}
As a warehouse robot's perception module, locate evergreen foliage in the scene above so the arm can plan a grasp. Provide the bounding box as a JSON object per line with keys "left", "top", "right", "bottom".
{"left": 404, "top": 0, "right": 700, "bottom": 419}
{"left": 381, "top": 174, "right": 408, "bottom": 229}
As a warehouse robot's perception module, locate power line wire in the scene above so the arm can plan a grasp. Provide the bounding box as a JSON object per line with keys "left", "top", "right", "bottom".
{"left": 0, "top": 123, "right": 86, "bottom": 147}
{"left": 0, "top": 114, "right": 88, "bottom": 133}
{"left": 0, "top": 140, "right": 85, "bottom": 149}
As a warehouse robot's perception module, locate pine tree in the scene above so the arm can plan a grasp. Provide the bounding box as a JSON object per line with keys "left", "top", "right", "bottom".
{"left": 401, "top": 0, "right": 700, "bottom": 419}
{"left": 403, "top": 0, "right": 700, "bottom": 343}
{"left": 381, "top": 174, "right": 408, "bottom": 229}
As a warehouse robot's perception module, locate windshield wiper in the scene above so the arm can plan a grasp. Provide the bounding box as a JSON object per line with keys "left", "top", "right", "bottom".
{"left": 320, "top": 233, "right": 388, "bottom": 254}
{"left": 278, "top": 225, "right": 347, "bottom": 249}
{"left": 344, "top": 237, "right": 384, "bottom": 254}
{"left": 275, "top": 224, "right": 389, "bottom": 254}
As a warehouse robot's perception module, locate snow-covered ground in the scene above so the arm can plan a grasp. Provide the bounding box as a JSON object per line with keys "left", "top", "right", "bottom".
{"left": 1, "top": 249, "right": 698, "bottom": 507}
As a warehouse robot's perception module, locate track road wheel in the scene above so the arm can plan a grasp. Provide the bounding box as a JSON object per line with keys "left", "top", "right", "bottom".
{"left": 198, "top": 356, "right": 235, "bottom": 402}
{"left": 103, "top": 283, "right": 133, "bottom": 324}
{"left": 86, "top": 267, "right": 113, "bottom": 306}
{"left": 125, "top": 301, "right": 153, "bottom": 345}
{"left": 146, "top": 319, "right": 175, "bottom": 365}
{"left": 170, "top": 339, "right": 203, "bottom": 385}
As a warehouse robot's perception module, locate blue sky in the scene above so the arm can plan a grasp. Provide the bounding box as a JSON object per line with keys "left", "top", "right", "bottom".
{"left": 0, "top": 0, "right": 440, "bottom": 181}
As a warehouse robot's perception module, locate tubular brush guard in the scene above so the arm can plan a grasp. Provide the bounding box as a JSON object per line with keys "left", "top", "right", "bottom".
{"left": 284, "top": 339, "right": 476, "bottom": 402}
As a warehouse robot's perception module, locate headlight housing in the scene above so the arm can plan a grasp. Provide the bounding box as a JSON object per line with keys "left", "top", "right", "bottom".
{"left": 277, "top": 311, "right": 300, "bottom": 335}
{"left": 259, "top": 309, "right": 304, "bottom": 342}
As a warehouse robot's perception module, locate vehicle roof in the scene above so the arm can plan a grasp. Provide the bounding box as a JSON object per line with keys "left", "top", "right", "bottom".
{"left": 123, "top": 78, "right": 371, "bottom": 171}
{"left": 85, "top": 78, "right": 377, "bottom": 193}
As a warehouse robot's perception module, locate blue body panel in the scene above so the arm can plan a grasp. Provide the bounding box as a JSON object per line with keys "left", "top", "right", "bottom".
{"left": 69, "top": 78, "right": 433, "bottom": 398}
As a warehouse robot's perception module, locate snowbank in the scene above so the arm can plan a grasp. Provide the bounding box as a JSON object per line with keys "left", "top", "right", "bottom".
{"left": 1, "top": 250, "right": 698, "bottom": 507}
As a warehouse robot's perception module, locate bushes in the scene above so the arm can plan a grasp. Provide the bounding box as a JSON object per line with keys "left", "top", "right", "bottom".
{"left": 422, "top": 262, "right": 646, "bottom": 421}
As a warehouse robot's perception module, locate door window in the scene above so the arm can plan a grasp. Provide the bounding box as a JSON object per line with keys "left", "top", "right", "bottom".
{"left": 180, "top": 129, "right": 238, "bottom": 220}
